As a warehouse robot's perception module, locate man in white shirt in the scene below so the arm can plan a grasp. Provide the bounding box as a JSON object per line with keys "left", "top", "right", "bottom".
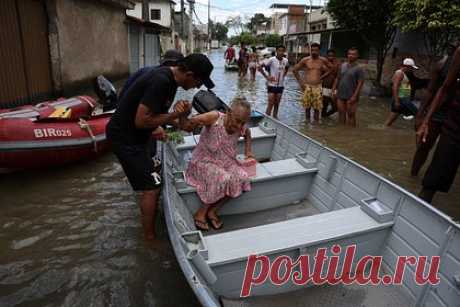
{"left": 259, "top": 45, "right": 289, "bottom": 119}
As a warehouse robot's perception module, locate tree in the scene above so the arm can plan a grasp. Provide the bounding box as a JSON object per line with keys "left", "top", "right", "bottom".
{"left": 247, "top": 13, "right": 271, "bottom": 34}
{"left": 393, "top": 0, "right": 460, "bottom": 57}
{"left": 327, "top": 0, "right": 397, "bottom": 84}
{"left": 240, "top": 32, "right": 256, "bottom": 46}
{"left": 265, "top": 34, "right": 282, "bottom": 47}
{"left": 209, "top": 21, "right": 229, "bottom": 42}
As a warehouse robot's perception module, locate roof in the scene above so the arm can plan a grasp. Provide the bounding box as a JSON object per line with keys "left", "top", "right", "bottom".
{"left": 269, "top": 3, "right": 323, "bottom": 10}
{"left": 98, "top": 0, "right": 135, "bottom": 9}
{"left": 125, "top": 15, "right": 171, "bottom": 32}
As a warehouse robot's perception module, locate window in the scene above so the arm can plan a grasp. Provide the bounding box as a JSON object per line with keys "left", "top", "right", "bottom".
{"left": 150, "top": 9, "right": 161, "bottom": 21}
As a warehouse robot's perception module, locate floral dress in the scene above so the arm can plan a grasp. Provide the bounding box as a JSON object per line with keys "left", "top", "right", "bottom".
{"left": 185, "top": 112, "right": 251, "bottom": 205}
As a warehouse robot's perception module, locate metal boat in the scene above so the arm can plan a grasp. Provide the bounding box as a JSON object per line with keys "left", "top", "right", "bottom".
{"left": 162, "top": 115, "right": 460, "bottom": 307}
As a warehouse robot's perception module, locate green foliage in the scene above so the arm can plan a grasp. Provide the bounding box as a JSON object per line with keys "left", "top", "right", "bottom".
{"left": 393, "top": 0, "right": 460, "bottom": 56}
{"left": 247, "top": 13, "right": 271, "bottom": 34}
{"left": 209, "top": 21, "right": 229, "bottom": 41}
{"left": 327, "top": 0, "right": 397, "bottom": 82}
{"left": 239, "top": 32, "right": 256, "bottom": 46}
{"left": 264, "top": 34, "right": 282, "bottom": 47}
{"left": 165, "top": 129, "right": 184, "bottom": 144}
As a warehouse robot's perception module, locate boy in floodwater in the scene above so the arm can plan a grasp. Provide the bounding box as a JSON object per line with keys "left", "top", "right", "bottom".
{"left": 179, "top": 98, "right": 254, "bottom": 231}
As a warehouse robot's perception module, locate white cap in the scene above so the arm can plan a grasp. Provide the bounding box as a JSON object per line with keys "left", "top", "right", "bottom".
{"left": 403, "top": 58, "right": 418, "bottom": 69}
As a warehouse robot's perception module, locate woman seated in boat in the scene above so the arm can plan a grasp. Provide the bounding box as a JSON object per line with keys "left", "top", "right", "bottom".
{"left": 179, "top": 98, "right": 254, "bottom": 231}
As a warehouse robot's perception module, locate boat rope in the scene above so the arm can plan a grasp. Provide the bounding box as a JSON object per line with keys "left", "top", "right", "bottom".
{"left": 78, "top": 118, "right": 98, "bottom": 152}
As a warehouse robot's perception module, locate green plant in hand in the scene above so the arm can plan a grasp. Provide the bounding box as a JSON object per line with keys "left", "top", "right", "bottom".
{"left": 166, "top": 130, "right": 185, "bottom": 144}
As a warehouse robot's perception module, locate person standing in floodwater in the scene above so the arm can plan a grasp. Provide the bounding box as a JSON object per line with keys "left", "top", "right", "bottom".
{"left": 293, "top": 42, "right": 330, "bottom": 123}
{"left": 259, "top": 45, "right": 289, "bottom": 119}
{"left": 411, "top": 41, "right": 459, "bottom": 176}
{"left": 417, "top": 45, "right": 460, "bottom": 203}
{"left": 248, "top": 48, "right": 259, "bottom": 81}
{"left": 332, "top": 47, "right": 365, "bottom": 127}
{"left": 384, "top": 58, "right": 420, "bottom": 127}
{"left": 322, "top": 49, "right": 340, "bottom": 118}
{"left": 106, "top": 54, "right": 215, "bottom": 241}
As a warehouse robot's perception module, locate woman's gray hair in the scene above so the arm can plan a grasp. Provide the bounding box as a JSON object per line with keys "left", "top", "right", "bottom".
{"left": 230, "top": 96, "right": 251, "bottom": 113}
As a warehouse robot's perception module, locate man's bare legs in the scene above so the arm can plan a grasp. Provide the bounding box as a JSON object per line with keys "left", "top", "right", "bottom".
{"left": 384, "top": 112, "right": 399, "bottom": 127}
{"left": 313, "top": 109, "right": 320, "bottom": 123}
{"left": 272, "top": 93, "right": 282, "bottom": 119}
{"left": 139, "top": 189, "right": 160, "bottom": 241}
{"left": 266, "top": 93, "right": 275, "bottom": 117}
{"left": 337, "top": 99, "right": 347, "bottom": 125}
{"left": 347, "top": 99, "right": 358, "bottom": 127}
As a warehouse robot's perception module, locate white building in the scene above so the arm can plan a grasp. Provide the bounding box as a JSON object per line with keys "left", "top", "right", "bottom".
{"left": 126, "top": 0, "right": 175, "bottom": 29}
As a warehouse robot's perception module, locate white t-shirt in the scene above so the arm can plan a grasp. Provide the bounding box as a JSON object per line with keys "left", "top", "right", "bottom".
{"left": 263, "top": 56, "right": 289, "bottom": 87}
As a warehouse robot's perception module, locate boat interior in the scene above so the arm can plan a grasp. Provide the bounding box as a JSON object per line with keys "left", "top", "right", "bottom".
{"left": 163, "top": 118, "right": 460, "bottom": 306}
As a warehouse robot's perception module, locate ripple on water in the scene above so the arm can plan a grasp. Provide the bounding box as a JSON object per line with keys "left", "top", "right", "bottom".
{"left": 11, "top": 230, "right": 53, "bottom": 250}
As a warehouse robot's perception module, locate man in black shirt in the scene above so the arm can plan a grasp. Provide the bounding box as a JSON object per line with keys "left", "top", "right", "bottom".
{"left": 107, "top": 53, "right": 215, "bottom": 241}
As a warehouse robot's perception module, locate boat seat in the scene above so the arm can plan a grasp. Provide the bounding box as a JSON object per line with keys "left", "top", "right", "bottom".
{"left": 175, "top": 126, "right": 276, "bottom": 161}
{"left": 176, "top": 158, "right": 318, "bottom": 216}
{"left": 204, "top": 206, "right": 394, "bottom": 267}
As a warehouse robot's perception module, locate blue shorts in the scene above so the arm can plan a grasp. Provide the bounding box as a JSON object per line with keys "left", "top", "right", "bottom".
{"left": 267, "top": 86, "right": 284, "bottom": 94}
{"left": 391, "top": 97, "right": 418, "bottom": 116}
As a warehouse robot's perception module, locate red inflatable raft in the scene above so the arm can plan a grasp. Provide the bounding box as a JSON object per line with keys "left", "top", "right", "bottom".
{"left": 0, "top": 97, "right": 112, "bottom": 172}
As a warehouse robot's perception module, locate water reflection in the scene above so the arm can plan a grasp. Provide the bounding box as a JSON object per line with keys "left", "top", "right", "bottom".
{"left": 0, "top": 49, "right": 459, "bottom": 307}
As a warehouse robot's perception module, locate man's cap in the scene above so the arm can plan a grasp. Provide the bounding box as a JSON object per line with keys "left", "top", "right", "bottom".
{"left": 403, "top": 58, "right": 419, "bottom": 69}
{"left": 160, "top": 49, "right": 184, "bottom": 65}
{"left": 181, "top": 53, "right": 215, "bottom": 89}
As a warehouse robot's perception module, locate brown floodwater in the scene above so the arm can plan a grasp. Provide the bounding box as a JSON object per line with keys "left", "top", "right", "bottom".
{"left": 0, "top": 50, "right": 458, "bottom": 307}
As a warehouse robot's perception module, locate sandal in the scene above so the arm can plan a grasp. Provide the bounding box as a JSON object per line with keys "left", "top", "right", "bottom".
{"left": 194, "top": 219, "right": 209, "bottom": 231}
{"left": 207, "top": 216, "right": 224, "bottom": 230}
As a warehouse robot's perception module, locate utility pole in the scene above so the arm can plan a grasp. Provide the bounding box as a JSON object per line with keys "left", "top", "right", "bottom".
{"left": 188, "top": 0, "right": 195, "bottom": 54}
{"left": 207, "top": 0, "right": 211, "bottom": 50}
{"left": 141, "top": 0, "right": 149, "bottom": 68}
{"left": 181, "top": 0, "right": 184, "bottom": 37}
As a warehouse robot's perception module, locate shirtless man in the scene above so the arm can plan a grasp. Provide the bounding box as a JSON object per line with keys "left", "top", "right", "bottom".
{"left": 293, "top": 43, "right": 330, "bottom": 123}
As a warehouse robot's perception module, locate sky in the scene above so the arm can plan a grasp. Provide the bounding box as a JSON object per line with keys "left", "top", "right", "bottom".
{"left": 176, "top": 0, "right": 326, "bottom": 34}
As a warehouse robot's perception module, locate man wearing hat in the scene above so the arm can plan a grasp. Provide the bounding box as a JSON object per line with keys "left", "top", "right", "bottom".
{"left": 118, "top": 49, "right": 184, "bottom": 100}
{"left": 107, "top": 53, "right": 215, "bottom": 241}
{"left": 384, "top": 58, "right": 419, "bottom": 126}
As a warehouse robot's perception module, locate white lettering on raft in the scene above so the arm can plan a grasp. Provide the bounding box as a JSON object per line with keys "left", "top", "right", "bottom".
{"left": 33, "top": 128, "right": 72, "bottom": 138}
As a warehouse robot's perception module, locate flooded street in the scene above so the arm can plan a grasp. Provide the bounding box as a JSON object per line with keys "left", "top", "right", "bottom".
{"left": 1, "top": 49, "right": 459, "bottom": 307}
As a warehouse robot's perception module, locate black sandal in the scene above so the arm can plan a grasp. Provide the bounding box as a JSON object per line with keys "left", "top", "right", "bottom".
{"left": 194, "top": 219, "right": 209, "bottom": 231}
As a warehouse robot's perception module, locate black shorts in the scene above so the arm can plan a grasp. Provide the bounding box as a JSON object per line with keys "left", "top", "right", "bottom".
{"left": 267, "top": 86, "right": 284, "bottom": 94}
{"left": 422, "top": 133, "right": 460, "bottom": 192}
{"left": 112, "top": 140, "right": 162, "bottom": 191}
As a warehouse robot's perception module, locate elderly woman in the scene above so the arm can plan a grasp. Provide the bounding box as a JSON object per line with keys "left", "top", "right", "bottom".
{"left": 180, "top": 98, "right": 254, "bottom": 230}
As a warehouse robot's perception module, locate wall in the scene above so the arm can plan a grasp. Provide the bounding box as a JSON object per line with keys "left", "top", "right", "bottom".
{"left": 48, "top": 0, "right": 130, "bottom": 94}
{"left": 149, "top": 1, "right": 172, "bottom": 28}
{"left": 127, "top": 1, "right": 172, "bottom": 28}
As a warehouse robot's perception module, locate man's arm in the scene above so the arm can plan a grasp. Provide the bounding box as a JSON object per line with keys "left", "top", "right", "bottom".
{"left": 417, "top": 59, "right": 443, "bottom": 117}
{"left": 320, "top": 62, "right": 331, "bottom": 81}
{"left": 135, "top": 104, "right": 183, "bottom": 129}
{"left": 135, "top": 100, "right": 191, "bottom": 130}
{"left": 418, "top": 47, "right": 460, "bottom": 142}
{"left": 350, "top": 68, "right": 365, "bottom": 101}
{"left": 292, "top": 58, "right": 307, "bottom": 89}
{"left": 392, "top": 70, "right": 404, "bottom": 108}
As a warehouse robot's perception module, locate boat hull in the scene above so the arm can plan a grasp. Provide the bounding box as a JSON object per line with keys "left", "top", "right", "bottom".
{"left": 0, "top": 114, "right": 111, "bottom": 172}
{"left": 163, "top": 114, "right": 460, "bottom": 307}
